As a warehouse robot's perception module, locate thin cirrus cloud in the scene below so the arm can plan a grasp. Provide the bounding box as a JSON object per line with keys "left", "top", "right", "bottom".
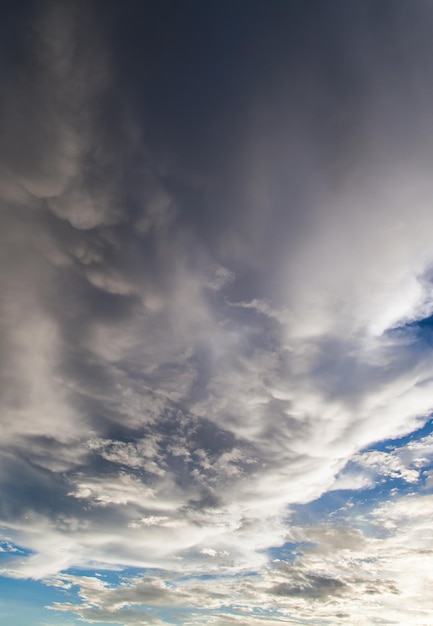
{"left": 1, "top": 0, "right": 433, "bottom": 624}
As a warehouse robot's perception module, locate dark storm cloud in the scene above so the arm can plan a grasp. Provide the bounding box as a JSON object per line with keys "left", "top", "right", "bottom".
{"left": 98, "top": 1, "right": 433, "bottom": 269}
{"left": 2, "top": 1, "right": 433, "bottom": 623}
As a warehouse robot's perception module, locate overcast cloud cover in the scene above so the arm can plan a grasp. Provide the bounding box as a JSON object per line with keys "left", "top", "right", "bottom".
{"left": 2, "top": 1, "right": 433, "bottom": 624}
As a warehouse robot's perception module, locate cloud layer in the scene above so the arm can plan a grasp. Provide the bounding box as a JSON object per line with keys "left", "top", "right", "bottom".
{"left": 1, "top": 1, "right": 433, "bottom": 624}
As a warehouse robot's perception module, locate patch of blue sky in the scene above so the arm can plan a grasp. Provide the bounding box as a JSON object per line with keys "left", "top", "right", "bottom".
{"left": 289, "top": 489, "right": 362, "bottom": 527}
{"left": 65, "top": 566, "right": 128, "bottom": 585}
{"left": 286, "top": 472, "right": 427, "bottom": 546}
{"left": 263, "top": 541, "right": 314, "bottom": 564}
{"left": 0, "top": 539, "right": 33, "bottom": 562}
{"left": 290, "top": 478, "right": 417, "bottom": 527}
{"left": 386, "top": 310, "right": 433, "bottom": 344}
{"left": 0, "top": 575, "right": 80, "bottom": 626}
{"left": 62, "top": 564, "right": 168, "bottom": 587}
{"left": 352, "top": 419, "right": 433, "bottom": 494}
{"left": 394, "top": 311, "right": 433, "bottom": 332}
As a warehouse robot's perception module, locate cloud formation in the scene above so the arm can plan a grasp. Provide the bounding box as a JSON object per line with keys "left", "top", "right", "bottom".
{"left": 47, "top": 490, "right": 433, "bottom": 624}
{"left": 1, "top": 1, "right": 433, "bottom": 624}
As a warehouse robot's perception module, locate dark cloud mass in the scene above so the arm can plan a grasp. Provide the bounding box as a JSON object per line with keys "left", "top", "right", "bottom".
{"left": 2, "top": 1, "right": 433, "bottom": 624}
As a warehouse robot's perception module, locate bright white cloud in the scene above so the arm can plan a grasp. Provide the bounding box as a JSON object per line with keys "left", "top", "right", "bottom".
{"left": 44, "top": 493, "right": 433, "bottom": 624}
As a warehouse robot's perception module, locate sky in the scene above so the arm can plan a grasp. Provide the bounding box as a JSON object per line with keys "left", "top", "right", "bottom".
{"left": 1, "top": 1, "right": 433, "bottom": 624}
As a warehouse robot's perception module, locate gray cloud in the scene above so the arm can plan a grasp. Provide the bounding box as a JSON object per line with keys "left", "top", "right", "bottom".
{"left": 2, "top": 1, "right": 433, "bottom": 624}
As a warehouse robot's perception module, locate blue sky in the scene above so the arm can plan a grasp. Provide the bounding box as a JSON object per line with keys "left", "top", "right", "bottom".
{"left": 2, "top": 1, "right": 433, "bottom": 624}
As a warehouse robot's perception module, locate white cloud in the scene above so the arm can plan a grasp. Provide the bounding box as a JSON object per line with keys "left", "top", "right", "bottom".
{"left": 44, "top": 491, "right": 433, "bottom": 624}
{"left": 67, "top": 473, "right": 156, "bottom": 508}
{"left": 333, "top": 431, "right": 433, "bottom": 492}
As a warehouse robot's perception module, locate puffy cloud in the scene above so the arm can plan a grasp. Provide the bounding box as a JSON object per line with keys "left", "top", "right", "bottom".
{"left": 44, "top": 491, "right": 433, "bottom": 624}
